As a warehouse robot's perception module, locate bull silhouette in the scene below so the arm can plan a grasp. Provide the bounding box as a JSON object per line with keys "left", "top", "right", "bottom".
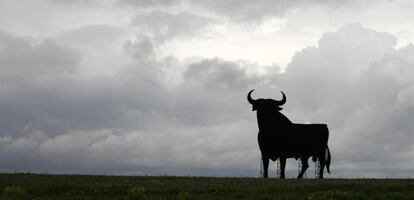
{"left": 247, "top": 90, "right": 331, "bottom": 179}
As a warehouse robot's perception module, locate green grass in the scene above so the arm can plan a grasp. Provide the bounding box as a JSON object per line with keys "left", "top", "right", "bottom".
{"left": 0, "top": 174, "right": 413, "bottom": 200}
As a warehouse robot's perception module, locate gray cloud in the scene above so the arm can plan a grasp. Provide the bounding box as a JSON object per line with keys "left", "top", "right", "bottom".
{"left": 184, "top": 58, "right": 263, "bottom": 90}
{"left": 0, "top": 29, "right": 263, "bottom": 175}
{"left": 0, "top": 31, "right": 83, "bottom": 135}
{"left": 47, "top": 0, "right": 94, "bottom": 5}
{"left": 0, "top": 31, "right": 81, "bottom": 77}
{"left": 275, "top": 23, "right": 414, "bottom": 177}
{"left": 118, "top": 0, "right": 373, "bottom": 23}
{"left": 55, "top": 25, "right": 127, "bottom": 49}
{"left": 131, "top": 10, "right": 214, "bottom": 42}
{"left": 118, "top": 0, "right": 182, "bottom": 8}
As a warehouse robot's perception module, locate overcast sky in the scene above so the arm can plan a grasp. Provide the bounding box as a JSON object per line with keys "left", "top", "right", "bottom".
{"left": 1, "top": 0, "right": 414, "bottom": 178}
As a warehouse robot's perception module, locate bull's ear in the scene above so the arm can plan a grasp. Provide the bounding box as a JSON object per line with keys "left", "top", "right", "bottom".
{"left": 275, "top": 106, "right": 283, "bottom": 111}
{"left": 252, "top": 105, "right": 257, "bottom": 111}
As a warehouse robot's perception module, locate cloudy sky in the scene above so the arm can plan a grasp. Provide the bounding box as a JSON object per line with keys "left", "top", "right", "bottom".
{"left": 1, "top": 0, "right": 414, "bottom": 178}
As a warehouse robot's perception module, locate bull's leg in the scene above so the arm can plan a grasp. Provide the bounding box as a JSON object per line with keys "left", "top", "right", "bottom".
{"left": 297, "top": 157, "right": 309, "bottom": 179}
{"left": 279, "top": 157, "right": 286, "bottom": 179}
{"left": 318, "top": 155, "right": 325, "bottom": 179}
{"left": 262, "top": 157, "right": 269, "bottom": 178}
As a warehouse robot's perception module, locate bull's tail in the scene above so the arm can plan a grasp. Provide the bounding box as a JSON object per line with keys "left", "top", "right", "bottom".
{"left": 325, "top": 146, "right": 331, "bottom": 174}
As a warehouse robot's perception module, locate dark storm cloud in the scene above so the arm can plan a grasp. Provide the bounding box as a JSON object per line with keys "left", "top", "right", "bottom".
{"left": 0, "top": 30, "right": 161, "bottom": 136}
{"left": 0, "top": 31, "right": 82, "bottom": 135}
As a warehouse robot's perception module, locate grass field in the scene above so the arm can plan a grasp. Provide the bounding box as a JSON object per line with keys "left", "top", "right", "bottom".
{"left": 0, "top": 174, "right": 413, "bottom": 200}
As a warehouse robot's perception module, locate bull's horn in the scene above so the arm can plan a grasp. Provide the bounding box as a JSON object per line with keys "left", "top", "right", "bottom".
{"left": 275, "top": 91, "right": 286, "bottom": 106}
{"left": 247, "top": 89, "right": 256, "bottom": 104}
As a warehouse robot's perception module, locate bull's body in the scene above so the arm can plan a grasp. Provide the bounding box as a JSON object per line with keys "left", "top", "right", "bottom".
{"left": 259, "top": 123, "right": 329, "bottom": 161}
{"left": 248, "top": 90, "right": 331, "bottom": 179}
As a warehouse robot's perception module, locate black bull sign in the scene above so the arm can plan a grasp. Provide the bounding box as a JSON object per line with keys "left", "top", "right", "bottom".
{"left": 247, "top": 90, "right": 331, "bottom": 179}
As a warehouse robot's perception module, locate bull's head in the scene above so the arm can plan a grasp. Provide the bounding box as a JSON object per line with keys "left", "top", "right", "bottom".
{"left": 247, "top": 89, "right": 286, "bottom": 111}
